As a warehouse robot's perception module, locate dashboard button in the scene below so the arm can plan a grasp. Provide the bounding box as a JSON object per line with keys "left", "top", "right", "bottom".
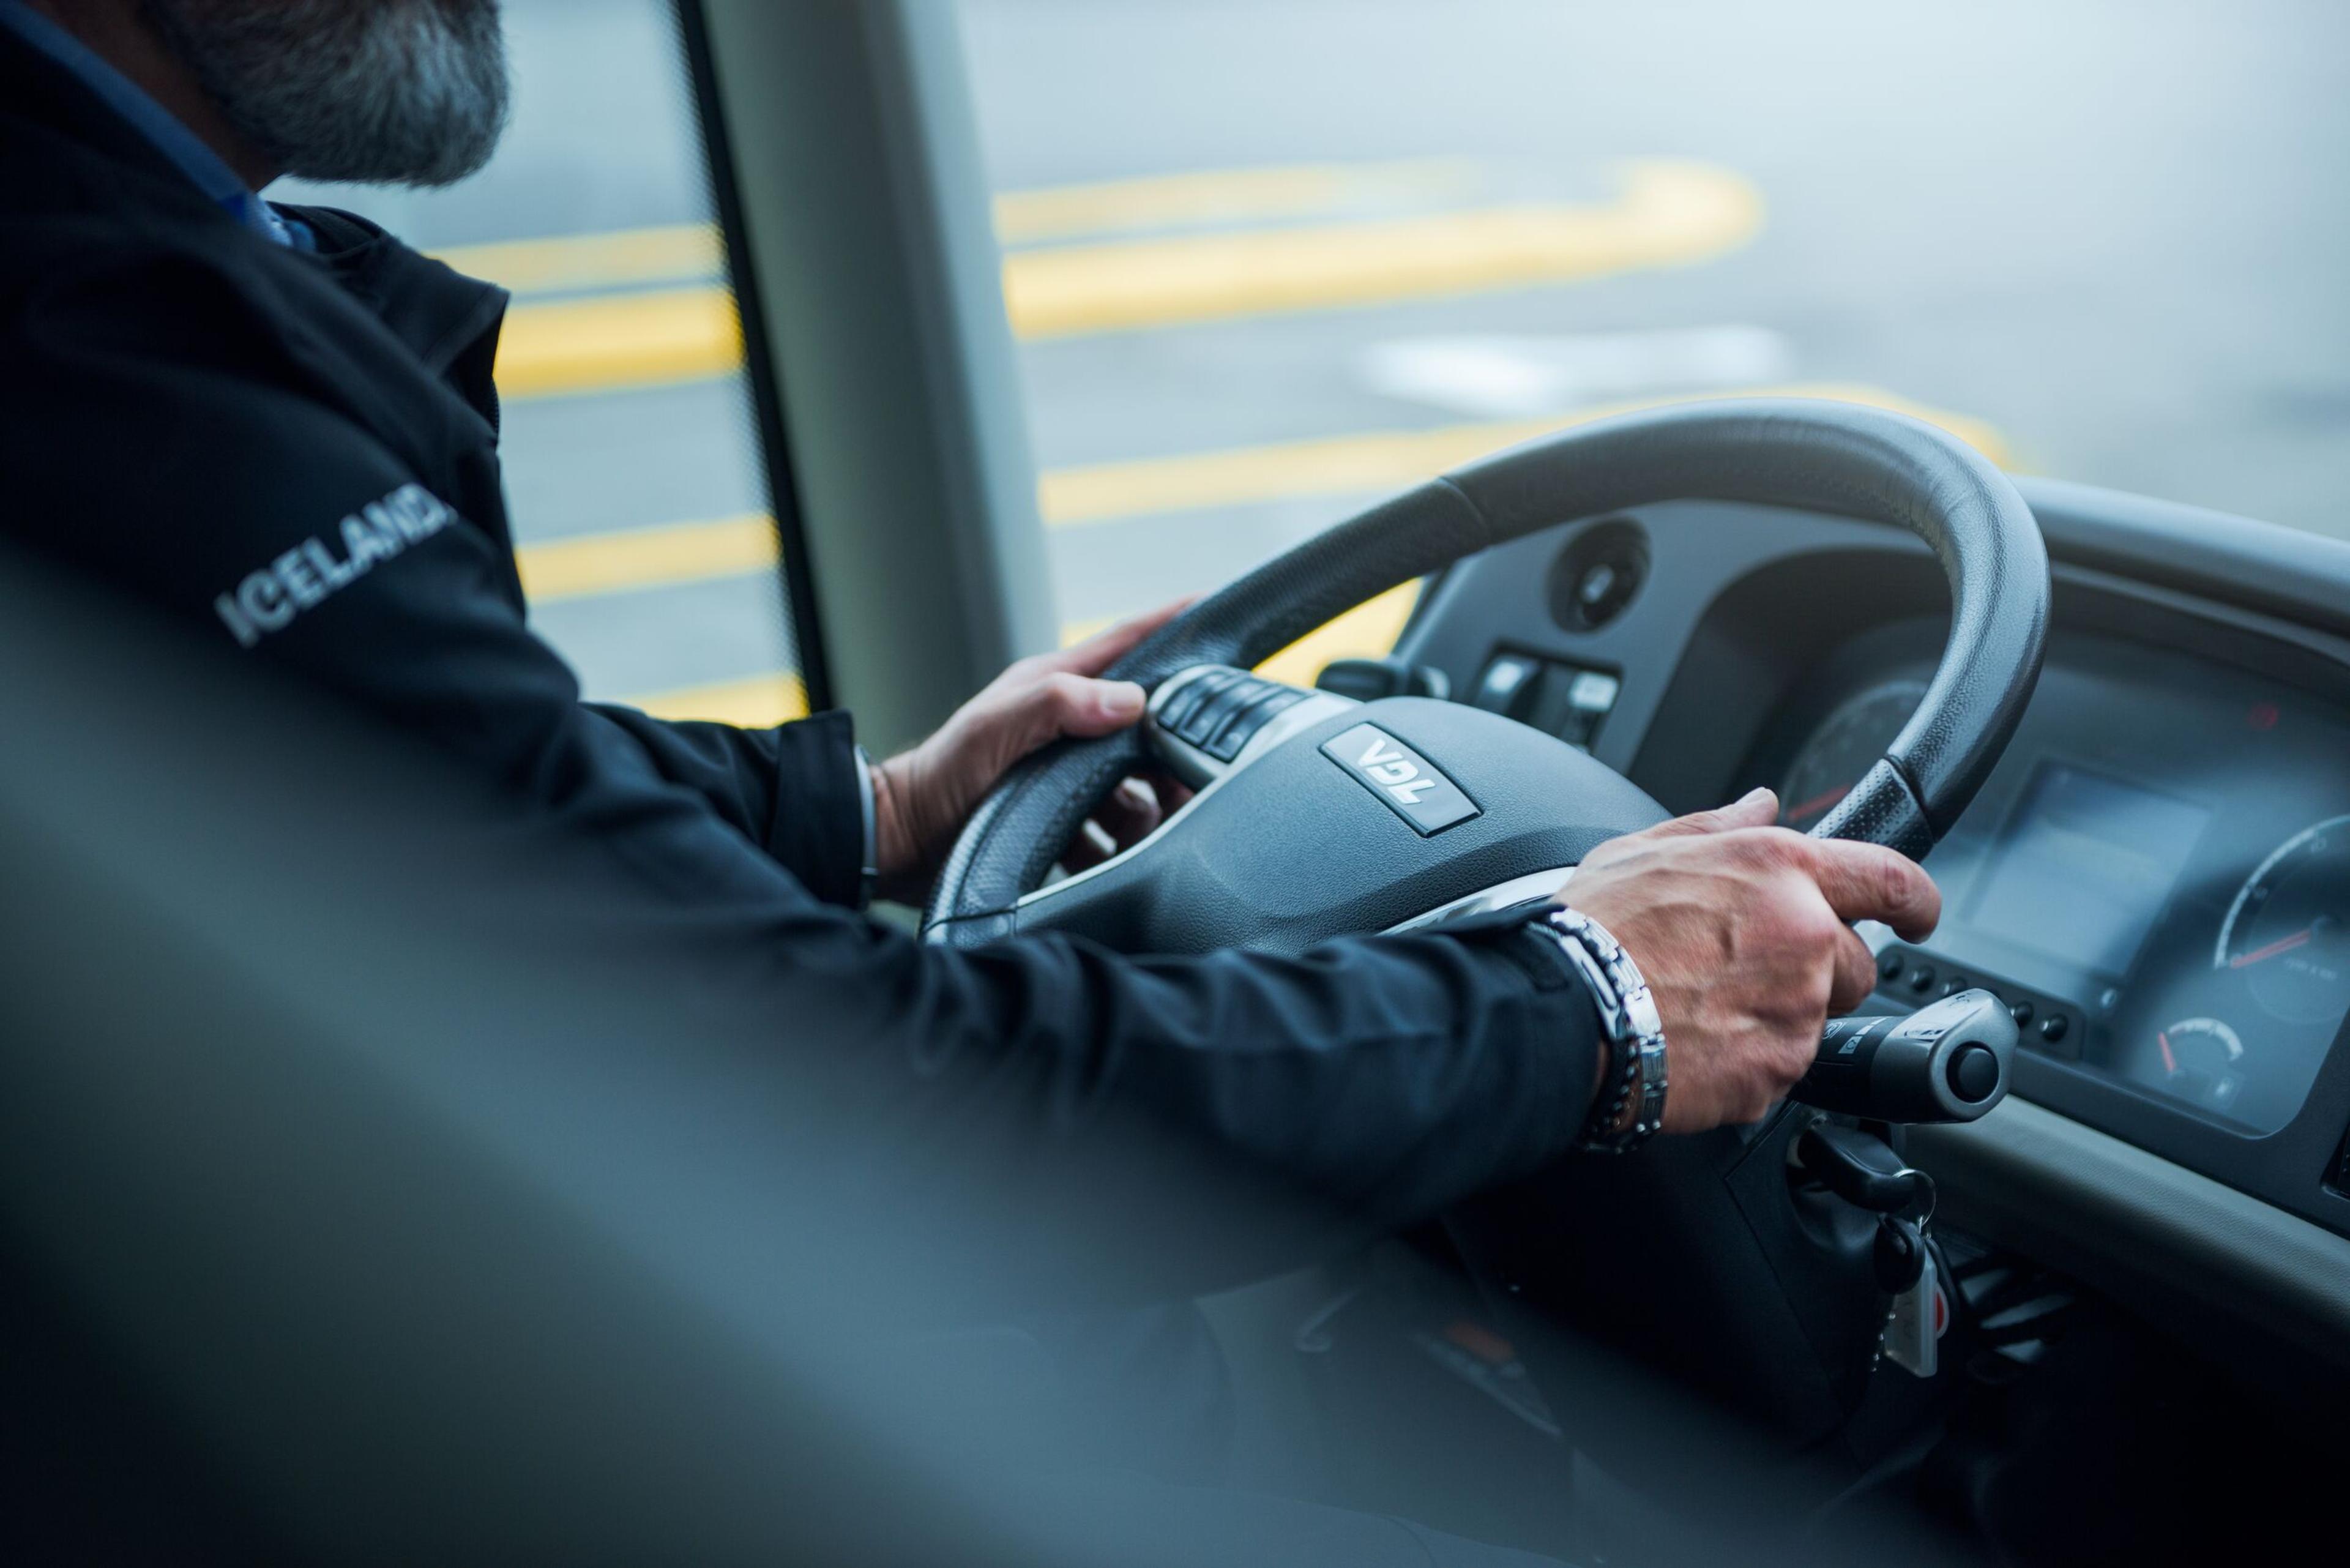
{"left": 1158, "top": 668, "right": 1241, "bottom": 734}
{"left": 2040, "top": 1014, "right": 2070, "bottom": 1045}
{"left": 1179, "top": 677, "right": 1261, "bottom": 745}
{"left": 1939, "top": 974, "right": 1971, "bottom": 998}
{"left": 1471, "top": 654, "right": 1543, "bottom": 718}
{"left": 2008, "top": 999, "right": 2035, "bottom": 1026}
{"left": 1906, "top": 965, "right": 1936, "bottom": 995}
{"left": 1203, "top": 685, "right": 1304, "bottom": 760}
{"left": 1878, "top": 951, "right": 1904, "bottom": 982}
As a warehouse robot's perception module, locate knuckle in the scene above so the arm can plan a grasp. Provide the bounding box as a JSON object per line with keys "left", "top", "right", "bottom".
{"left": 1783, "top": 895, "right": 1842, "bottom": 952}
{"left": 1813, "top": 944, "right": 1849, "bottom": 998}
{"left": 1726, "top": 827, "right": 1806, "bottom": 876}
{"left": 1873, "top": 850, "right": 1915, "bottom": 912}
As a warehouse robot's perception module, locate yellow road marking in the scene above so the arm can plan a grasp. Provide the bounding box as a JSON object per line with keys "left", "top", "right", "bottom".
{"left": 1040, "top": 385, "right": 2013, "bottom": 528}
{"left": 494, "top": 287, "right": 742, "bottom": 401}
{"left": 993, "top": 159, "right": 1479, "bottom": 245}
{"left": 486, "top": 159, "right": 1761, "bottom": 399}
{"left": 1063, "top": 579, "right": 1425, "bottom": 692}
{"left": 625, "top": 669, "right": 810, "bottom": 726}
{"left": 1006, "top": 159, "right": 1760, "bottom": 340}
{"left": 435, "top": 223, "right": 722, "bottom": 296}
{"left": 622, "top": 582, "right": 1423, "bottom": 733}
{"left": 515, "top": 512, "right": 777, "bottom": 603}
{"left": 1253, "top": 580, "right": 1423, "bottom": 689}
{"left": 595, "top": 389, "right": 2005, "bottom": 728}
{"left": 523, "top": 387, "right": 2009, "bottom": 611}
{"left": 435, "top": 161, "right": 1485, "bottom": 299}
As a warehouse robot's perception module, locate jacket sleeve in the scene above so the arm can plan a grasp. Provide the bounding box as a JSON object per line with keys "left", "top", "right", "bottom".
{"left": 2, "top": 250, "right": 1605, "bottom": 1305}
{"left": 582, "top": 704, "right": 870, "bottom": 908}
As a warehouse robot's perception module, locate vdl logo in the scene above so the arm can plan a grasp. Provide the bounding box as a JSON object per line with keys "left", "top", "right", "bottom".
{"left": 1319, "top": 723, "right": 1480, "bottom": 836}
{"left": 1354, "top": 731, "right": 1440, "bottom": 804}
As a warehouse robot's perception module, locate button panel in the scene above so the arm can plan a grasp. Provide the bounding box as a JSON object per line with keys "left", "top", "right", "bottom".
{"left": 1871, "top": 944, "right": 2083, "bottom": 1061}
{"left": 1469, "top": 649, "right": 1621, "bottom": 749}
{"left": 1151, "top": 666, "right": 1309, "bottom": 762}
{"left": 1156, "top": 667, "right": 1242, "bottom": 734}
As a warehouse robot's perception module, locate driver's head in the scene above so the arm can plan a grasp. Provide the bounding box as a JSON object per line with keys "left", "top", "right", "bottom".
{"left": 136, "top": 0, "right": 509, "bottom": 186}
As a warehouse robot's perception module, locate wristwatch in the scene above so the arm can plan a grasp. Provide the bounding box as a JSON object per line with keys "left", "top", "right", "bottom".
{"left": 1542, "top": 906, "right": 1669, "bottom": 1154}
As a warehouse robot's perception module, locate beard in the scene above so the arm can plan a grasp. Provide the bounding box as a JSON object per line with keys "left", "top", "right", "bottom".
{"left": 138, "top": 0, "right": 510, "bottom": 188}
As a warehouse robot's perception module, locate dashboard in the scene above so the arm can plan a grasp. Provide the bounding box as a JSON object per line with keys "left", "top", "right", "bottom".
{"left": 1395, "top": 477, "right": 2350, "bottom": 1253}
{"left": 1770, "top": 626, "right": 2349, "bottom": 1139}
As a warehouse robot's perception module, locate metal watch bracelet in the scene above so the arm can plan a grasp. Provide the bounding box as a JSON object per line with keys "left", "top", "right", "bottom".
{"left": 852, "top": 744, "right": 880, "bottom": 911}
{"left": 1545, "top": 906, "right": 1669, "bottom": 1154}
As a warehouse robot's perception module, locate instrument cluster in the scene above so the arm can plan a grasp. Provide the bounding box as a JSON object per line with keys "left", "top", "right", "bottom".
{"left": 1780, "top": 637, "right": 2350, "bottom": 1134}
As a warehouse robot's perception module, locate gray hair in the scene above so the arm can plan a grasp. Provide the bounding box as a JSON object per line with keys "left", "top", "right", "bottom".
{"left": 140, "top": 0, "right": 510, "bottom": 189}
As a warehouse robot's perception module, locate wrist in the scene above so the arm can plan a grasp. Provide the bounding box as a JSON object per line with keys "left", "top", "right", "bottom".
{"left": 1544, "top": 906, "right": 1669, "bottom": 1154}
{"left": 868, "top": 755, "right": 923, "bottom": 895}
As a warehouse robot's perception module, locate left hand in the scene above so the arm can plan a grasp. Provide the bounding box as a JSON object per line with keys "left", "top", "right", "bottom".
{"left": 869, "top": 600, "right": 1193, "bottom": 902}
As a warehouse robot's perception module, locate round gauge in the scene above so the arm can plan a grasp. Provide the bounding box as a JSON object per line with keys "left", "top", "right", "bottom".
{"left": 2153, "top": 1016, "right": 2246, "bottom": 1113}
{"left": 1777, "top": 679, "right": 1928, "bottom": 831}
{"left": 2215, "top": 815, "right": 2350, "bottom": 1024}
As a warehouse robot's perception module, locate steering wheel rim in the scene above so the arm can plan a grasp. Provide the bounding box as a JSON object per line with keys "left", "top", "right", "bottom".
{"left": 926, "top": 397, "right": 2049, "bottom": 935}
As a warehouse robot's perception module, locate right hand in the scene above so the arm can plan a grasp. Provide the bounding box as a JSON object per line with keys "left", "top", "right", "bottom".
{"left": 1560, "top": 786, "right": 1942, "bottom": 1134}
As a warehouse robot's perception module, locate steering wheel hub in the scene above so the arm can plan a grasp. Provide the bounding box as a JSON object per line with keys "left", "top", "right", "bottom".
{"left": 984, "top": 686, "right": 1667, "bottom": 955}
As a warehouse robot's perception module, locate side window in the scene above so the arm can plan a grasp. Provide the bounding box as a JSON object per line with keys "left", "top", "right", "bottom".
{"left": 276, "top": 0, "right": 805, "bottom": 726}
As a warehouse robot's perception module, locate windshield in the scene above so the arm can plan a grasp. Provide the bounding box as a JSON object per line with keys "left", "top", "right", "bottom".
{"left": 955, "top": 0, "right": 2349, "bottom": 655}
{"left": 282, "top": 0, "right": 2348, "bottom": 700}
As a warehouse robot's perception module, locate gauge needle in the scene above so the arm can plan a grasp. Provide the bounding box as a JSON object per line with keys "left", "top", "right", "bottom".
{"left": 2157, "top": 1030, "right": 2176, "bottom": 1074}
{"left": 1781, "top": 783, "right": 1852, "bottom": 824}
{"left": 2230, "top": 927, "right": 2315, "bottom": 969}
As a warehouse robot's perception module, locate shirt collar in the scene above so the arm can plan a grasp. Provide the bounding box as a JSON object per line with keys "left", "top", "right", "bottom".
{"left": 0, "top": 0, "right": 304, "bottom": 248}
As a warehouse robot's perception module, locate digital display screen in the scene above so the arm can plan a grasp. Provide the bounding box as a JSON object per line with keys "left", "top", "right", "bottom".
{"left": 1965, "top": 763, "right": 2212, "bottom": 979}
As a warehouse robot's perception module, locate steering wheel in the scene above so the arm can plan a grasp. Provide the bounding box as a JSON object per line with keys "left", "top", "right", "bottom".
{"left": 925, "top": 399, "right": 2048, "bottom": 954}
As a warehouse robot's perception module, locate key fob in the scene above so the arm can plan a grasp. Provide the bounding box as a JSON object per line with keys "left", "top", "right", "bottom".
{"left": 1884, "top": 1243, "right": 1945, "bottom": 1378}
{"left": 1873, "top": 1215, "right": 1926, "bottom": 1294}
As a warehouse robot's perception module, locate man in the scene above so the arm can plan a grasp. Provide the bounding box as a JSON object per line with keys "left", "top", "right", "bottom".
{"left": 0, "top": 0, "right": 1939, "bottom": 1551}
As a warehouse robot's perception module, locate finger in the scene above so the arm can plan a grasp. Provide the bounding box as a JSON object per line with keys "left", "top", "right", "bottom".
{"left": 1043, "top": 597, "right": 1195, "bottom": 677}
{"left": 1089, "top": 776, "right": 1164, "bottom": 851}
{"left": 1009, "top": 672, "right": 1149, "bottom": 752}
{"left": 1060, "top": 818, "right": 1119, "bottom": 874}
{"left": 1641, "top": 786, "right": 1780, "bottom": 839}
{"left": 1825, "top": 922, "right": 1882, "bottom": 1015}
{"left": 1805, "top": 838, "right": 1942, "bottom": 941}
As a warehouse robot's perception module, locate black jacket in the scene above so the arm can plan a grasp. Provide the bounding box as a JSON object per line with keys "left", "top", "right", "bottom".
{"left": 0, "top": 26, "right": 1602, "bottom": 1294}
